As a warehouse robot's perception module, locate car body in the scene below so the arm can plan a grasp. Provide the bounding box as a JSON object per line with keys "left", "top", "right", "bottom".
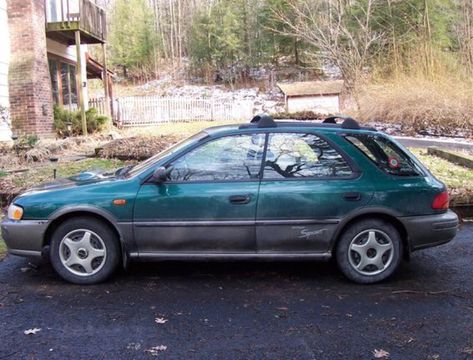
{"left": 1, "top": 115, "right": 459, "bottom": 284}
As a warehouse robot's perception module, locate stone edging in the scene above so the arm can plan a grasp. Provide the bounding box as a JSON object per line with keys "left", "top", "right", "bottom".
{"left": 427, "top": 147, "right": 473, "bottom": 169}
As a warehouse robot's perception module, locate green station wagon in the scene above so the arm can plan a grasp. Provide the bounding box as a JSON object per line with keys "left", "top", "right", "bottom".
{"left": 1, "top": 115, "right": 459, "bottom": 284}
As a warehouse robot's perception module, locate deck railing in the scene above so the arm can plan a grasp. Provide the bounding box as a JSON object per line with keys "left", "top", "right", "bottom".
{"left": 45, "top": 0, "right": 106, "bottom": 42}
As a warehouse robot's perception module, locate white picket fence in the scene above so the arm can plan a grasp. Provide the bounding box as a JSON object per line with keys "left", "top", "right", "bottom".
{"left": 93, "top": 96, "right": 255, "bottom": 126}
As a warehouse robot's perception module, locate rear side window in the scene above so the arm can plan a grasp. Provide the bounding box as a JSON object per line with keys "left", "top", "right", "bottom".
{"left": 345, "top": 134, "right": 422, "bottom": 176}
{"left": 263, "top": 133, "right": 353, "bottom": 179}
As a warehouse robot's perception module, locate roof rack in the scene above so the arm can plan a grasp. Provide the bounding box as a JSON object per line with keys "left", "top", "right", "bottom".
{"left": 239, "top": 113, "right": 372, "bottom": 131}
{"left": 323, "top": 115, "right": 360, "bottom": 129}
{"left": 250, "top": 113, "right": 277, "bottom": 128}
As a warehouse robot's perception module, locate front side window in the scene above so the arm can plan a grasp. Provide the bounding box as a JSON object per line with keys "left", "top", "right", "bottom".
{"left": 168, "top": 134, "right": 265, "bottom": 182}
{"left": 49, "top": 56, "right": 78, "bottom": 109}
{"left": 346, "top": 134, "right": 422, "bottom": 176}
{"left": 60, "top": 63, "right": 77, "bottom": 109}
{"left": 263, "top": 133, "right": 353, "bottom": 179}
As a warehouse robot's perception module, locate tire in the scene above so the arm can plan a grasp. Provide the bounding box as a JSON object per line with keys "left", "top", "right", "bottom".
{"left": 49, "top": 217, "right": 120, "bottom": 284}
{"left": 336, "top": 219, "right": 402, "bottom": 284}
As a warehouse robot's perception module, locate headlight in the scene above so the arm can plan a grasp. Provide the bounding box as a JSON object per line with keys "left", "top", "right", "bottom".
{"left": 7, "top": 204, "right": 23, "bottom": 221}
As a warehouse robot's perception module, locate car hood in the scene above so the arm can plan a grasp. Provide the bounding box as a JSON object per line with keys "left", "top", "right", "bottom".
{"left": 20, "top": 169, "right": 119, "bottom": 195}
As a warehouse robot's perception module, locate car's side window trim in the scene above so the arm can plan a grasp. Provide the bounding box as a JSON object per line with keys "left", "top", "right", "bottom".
{"left": 258, "top": 132, "right": 270, "bottom": 181}
{"left": 143, "top": 132, "right": 268, "bottom": 185}
{"left": 260, "top": 131, "right": 361, "bottom": 182}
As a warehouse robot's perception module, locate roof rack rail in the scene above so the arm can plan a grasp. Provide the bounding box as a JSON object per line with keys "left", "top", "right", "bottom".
{"left": 250, "top": 113, "right": 277, "bottom": 128}
{"left": 323, "top": 115, "right": 360, "bottom": 130}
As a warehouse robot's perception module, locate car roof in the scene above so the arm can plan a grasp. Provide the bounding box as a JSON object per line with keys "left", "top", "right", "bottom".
{"left": 203, "top": 115, "right": 377, "bottom": 137}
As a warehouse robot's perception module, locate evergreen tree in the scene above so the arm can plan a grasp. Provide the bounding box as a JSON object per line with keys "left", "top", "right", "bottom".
{"left": 108, "top": 0, "right": 157, "bottom": 78}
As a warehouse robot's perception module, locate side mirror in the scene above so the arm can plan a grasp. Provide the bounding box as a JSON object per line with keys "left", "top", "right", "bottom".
{"left": 151, "top": 166, "right": 173, "bottom": 183}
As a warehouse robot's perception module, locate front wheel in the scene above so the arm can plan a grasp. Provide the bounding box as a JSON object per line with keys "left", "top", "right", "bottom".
{"left": 50, "top": 217, "right": 120, "bottom": 284}
{"left": 336, "top": 219, "right": 402, "bottom": 284}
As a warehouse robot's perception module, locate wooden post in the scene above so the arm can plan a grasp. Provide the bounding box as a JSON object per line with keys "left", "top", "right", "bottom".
{"left": 60, "top": 0, "right": 64, "bottom": 22}
{"left": 102, "top": 42, "right": 110, "bottom": 116}
{"left": 75, "top": 30, "right": 87, "bottom": 135}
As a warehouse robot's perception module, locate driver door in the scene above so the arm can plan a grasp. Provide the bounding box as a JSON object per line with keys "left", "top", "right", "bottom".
{"left": 133, "top": 133, "right": 266, "bottom": 255}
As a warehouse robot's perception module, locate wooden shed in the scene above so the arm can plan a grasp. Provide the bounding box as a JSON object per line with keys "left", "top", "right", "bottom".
{"left": 277, "top": 80, "right": 344, "bottom": 114}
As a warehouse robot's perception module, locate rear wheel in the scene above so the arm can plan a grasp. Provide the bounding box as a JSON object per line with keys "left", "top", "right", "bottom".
{"left": 336, "top": 219, "right": 402, "bottom": 284}
{"left": 50, "top": 217, "right": 120, "bottom": 284}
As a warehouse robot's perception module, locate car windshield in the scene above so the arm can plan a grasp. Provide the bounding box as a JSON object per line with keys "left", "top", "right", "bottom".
{"left": 122, "top": 131, "right": 208, "bottom": 177}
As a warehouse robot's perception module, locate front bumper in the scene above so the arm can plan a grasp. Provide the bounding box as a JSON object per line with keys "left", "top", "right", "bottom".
{"left": 401, "top": 209, "right": 459, "bottom": 251}
{"left": 1, "top": 218, "right": 49, "bottom": 257}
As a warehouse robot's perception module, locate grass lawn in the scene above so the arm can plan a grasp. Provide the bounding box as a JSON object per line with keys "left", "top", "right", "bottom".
{"left": 0, "top": 237, "right": 6, "bottom": 259}
{"left": 120, "top": 120, "right": 233, "bottom": 138}
{"left": 410, "top": 148, "right": 473, "bottom": 189}
{"left": 4, "top": 158, "right": 129, "bottom": 193}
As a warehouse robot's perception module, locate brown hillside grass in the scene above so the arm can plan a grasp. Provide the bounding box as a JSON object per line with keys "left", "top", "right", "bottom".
{"left": 358, "top": 75, "right": 473, "bottom": 137}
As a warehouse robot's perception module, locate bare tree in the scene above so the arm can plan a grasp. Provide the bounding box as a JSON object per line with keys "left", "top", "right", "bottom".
{"left": 270, "top": 0, "right": 384, "bottom": 102}
{"left": 456, "top": 0, "right": 473, "bottom": 75}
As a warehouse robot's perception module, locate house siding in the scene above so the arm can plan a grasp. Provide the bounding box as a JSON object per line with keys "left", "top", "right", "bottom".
{"left": 287, "top": 95, "right": 340, "bottom": 114}
{"left": 0, "top": 0, "right": 11, "bottom": 141}
{"left": 0, "top": 0, "right": 9, "bottom": 108}
{"left": 47, "top": 38, "right": 77, "bottom": 63}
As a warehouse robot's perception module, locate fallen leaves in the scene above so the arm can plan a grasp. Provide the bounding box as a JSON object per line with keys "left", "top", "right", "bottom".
{"left": 145, "top": 345, "right": 167, "bottom": 356}
{"left": 155, "top": 317, "right": 168, "bottom": 324}
{"left": 462, "top": 347, "right": 473, "bottom": 355}
{"left": 98, "top": 135, "right": 181, "bottom": 161}
{"left": 127, "top": 342, "right": 142, "bottom": 350}
{"left": 373, "top": 349, "right": 390, "bottom": 359}
{"left": 20, "top": 262, "right": 38, "bottom": 273}
{"left": 24, "top": 328, "right": 41, "bottom": 335}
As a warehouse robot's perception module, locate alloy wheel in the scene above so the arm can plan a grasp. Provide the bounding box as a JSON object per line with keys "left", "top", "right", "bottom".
{"left": 59, "top": 229, "right": 107, "bottom": 277}
{"left": 348, "top": 229, "right": 394, "bottom": 276}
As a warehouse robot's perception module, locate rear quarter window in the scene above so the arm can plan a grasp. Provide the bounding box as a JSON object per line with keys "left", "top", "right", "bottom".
{"left": 345, "top": 134, "right": 423, "bottom": 176}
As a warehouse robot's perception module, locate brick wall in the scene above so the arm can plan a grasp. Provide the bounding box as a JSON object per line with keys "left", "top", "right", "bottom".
{"left": 7, "top": 0, "right": 54, "bottom": 137}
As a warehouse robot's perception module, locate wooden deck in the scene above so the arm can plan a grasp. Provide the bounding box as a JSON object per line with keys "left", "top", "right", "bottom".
{"left": 45, "top": 0, "right": 106, "bottom": 44}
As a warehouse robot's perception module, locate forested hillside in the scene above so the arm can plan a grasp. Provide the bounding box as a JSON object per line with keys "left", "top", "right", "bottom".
{"left": 95, "top": 0, "right": 473, "bottom": 131}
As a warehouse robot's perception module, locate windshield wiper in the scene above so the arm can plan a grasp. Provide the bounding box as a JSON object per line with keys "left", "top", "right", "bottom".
{"left": 115, "top": 165, "right": 134, "bottom": 177}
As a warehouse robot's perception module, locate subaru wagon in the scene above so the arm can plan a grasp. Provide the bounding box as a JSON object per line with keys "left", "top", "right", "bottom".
{"left": 1, "top": 115, "right": 459, "bottom": 284}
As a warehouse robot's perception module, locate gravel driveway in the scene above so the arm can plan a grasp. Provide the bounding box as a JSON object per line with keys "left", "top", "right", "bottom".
{"left": 0, "top": 225, "right": 472, "bottom": 359}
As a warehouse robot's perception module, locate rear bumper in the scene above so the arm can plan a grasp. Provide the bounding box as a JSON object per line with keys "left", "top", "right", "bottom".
{"left": 401, "top": 210, "right": 459, "bottom": 251}
{"left": 1, "top": 218, "right": 48, "bottom": 257}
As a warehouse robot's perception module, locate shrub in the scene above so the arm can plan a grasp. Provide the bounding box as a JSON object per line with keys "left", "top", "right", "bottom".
{"left": 0, "top": 104, "right": 8, "bottom": 124}
{"left": 53, "top": 105, "right": 109, "bottom": 136}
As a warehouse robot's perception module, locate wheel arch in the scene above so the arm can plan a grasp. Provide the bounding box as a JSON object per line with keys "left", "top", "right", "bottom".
{"left": 43, "top": 206, "right": 129, "bottom": 268}
{"left": 331, "top": 208, "right": 410, "bottom": 259}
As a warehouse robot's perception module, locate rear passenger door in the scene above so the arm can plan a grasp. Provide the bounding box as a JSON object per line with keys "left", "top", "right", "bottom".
{"left": 256, "top": 132, "right": 374, "bottom": 254}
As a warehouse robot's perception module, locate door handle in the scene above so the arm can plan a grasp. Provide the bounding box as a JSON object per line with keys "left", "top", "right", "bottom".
{"left": 229, "top": 194, "right": 251, "bottom": 204}
{"left": 343, "top": 192, "right": 361, "bottom": 201}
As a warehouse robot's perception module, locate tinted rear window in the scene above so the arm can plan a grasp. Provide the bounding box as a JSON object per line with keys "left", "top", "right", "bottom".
{"left": 345, "top": 134, "right": 423, "bottom": 176}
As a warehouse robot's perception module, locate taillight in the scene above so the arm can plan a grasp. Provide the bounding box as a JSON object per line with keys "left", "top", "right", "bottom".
{"left": 432, "top": 191, "right": 449, "bottom": 210}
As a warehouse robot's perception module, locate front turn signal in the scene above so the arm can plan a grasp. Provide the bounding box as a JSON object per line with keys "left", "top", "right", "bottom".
{"left": 7, "top": 204, "right": 23, "bottom": 221}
